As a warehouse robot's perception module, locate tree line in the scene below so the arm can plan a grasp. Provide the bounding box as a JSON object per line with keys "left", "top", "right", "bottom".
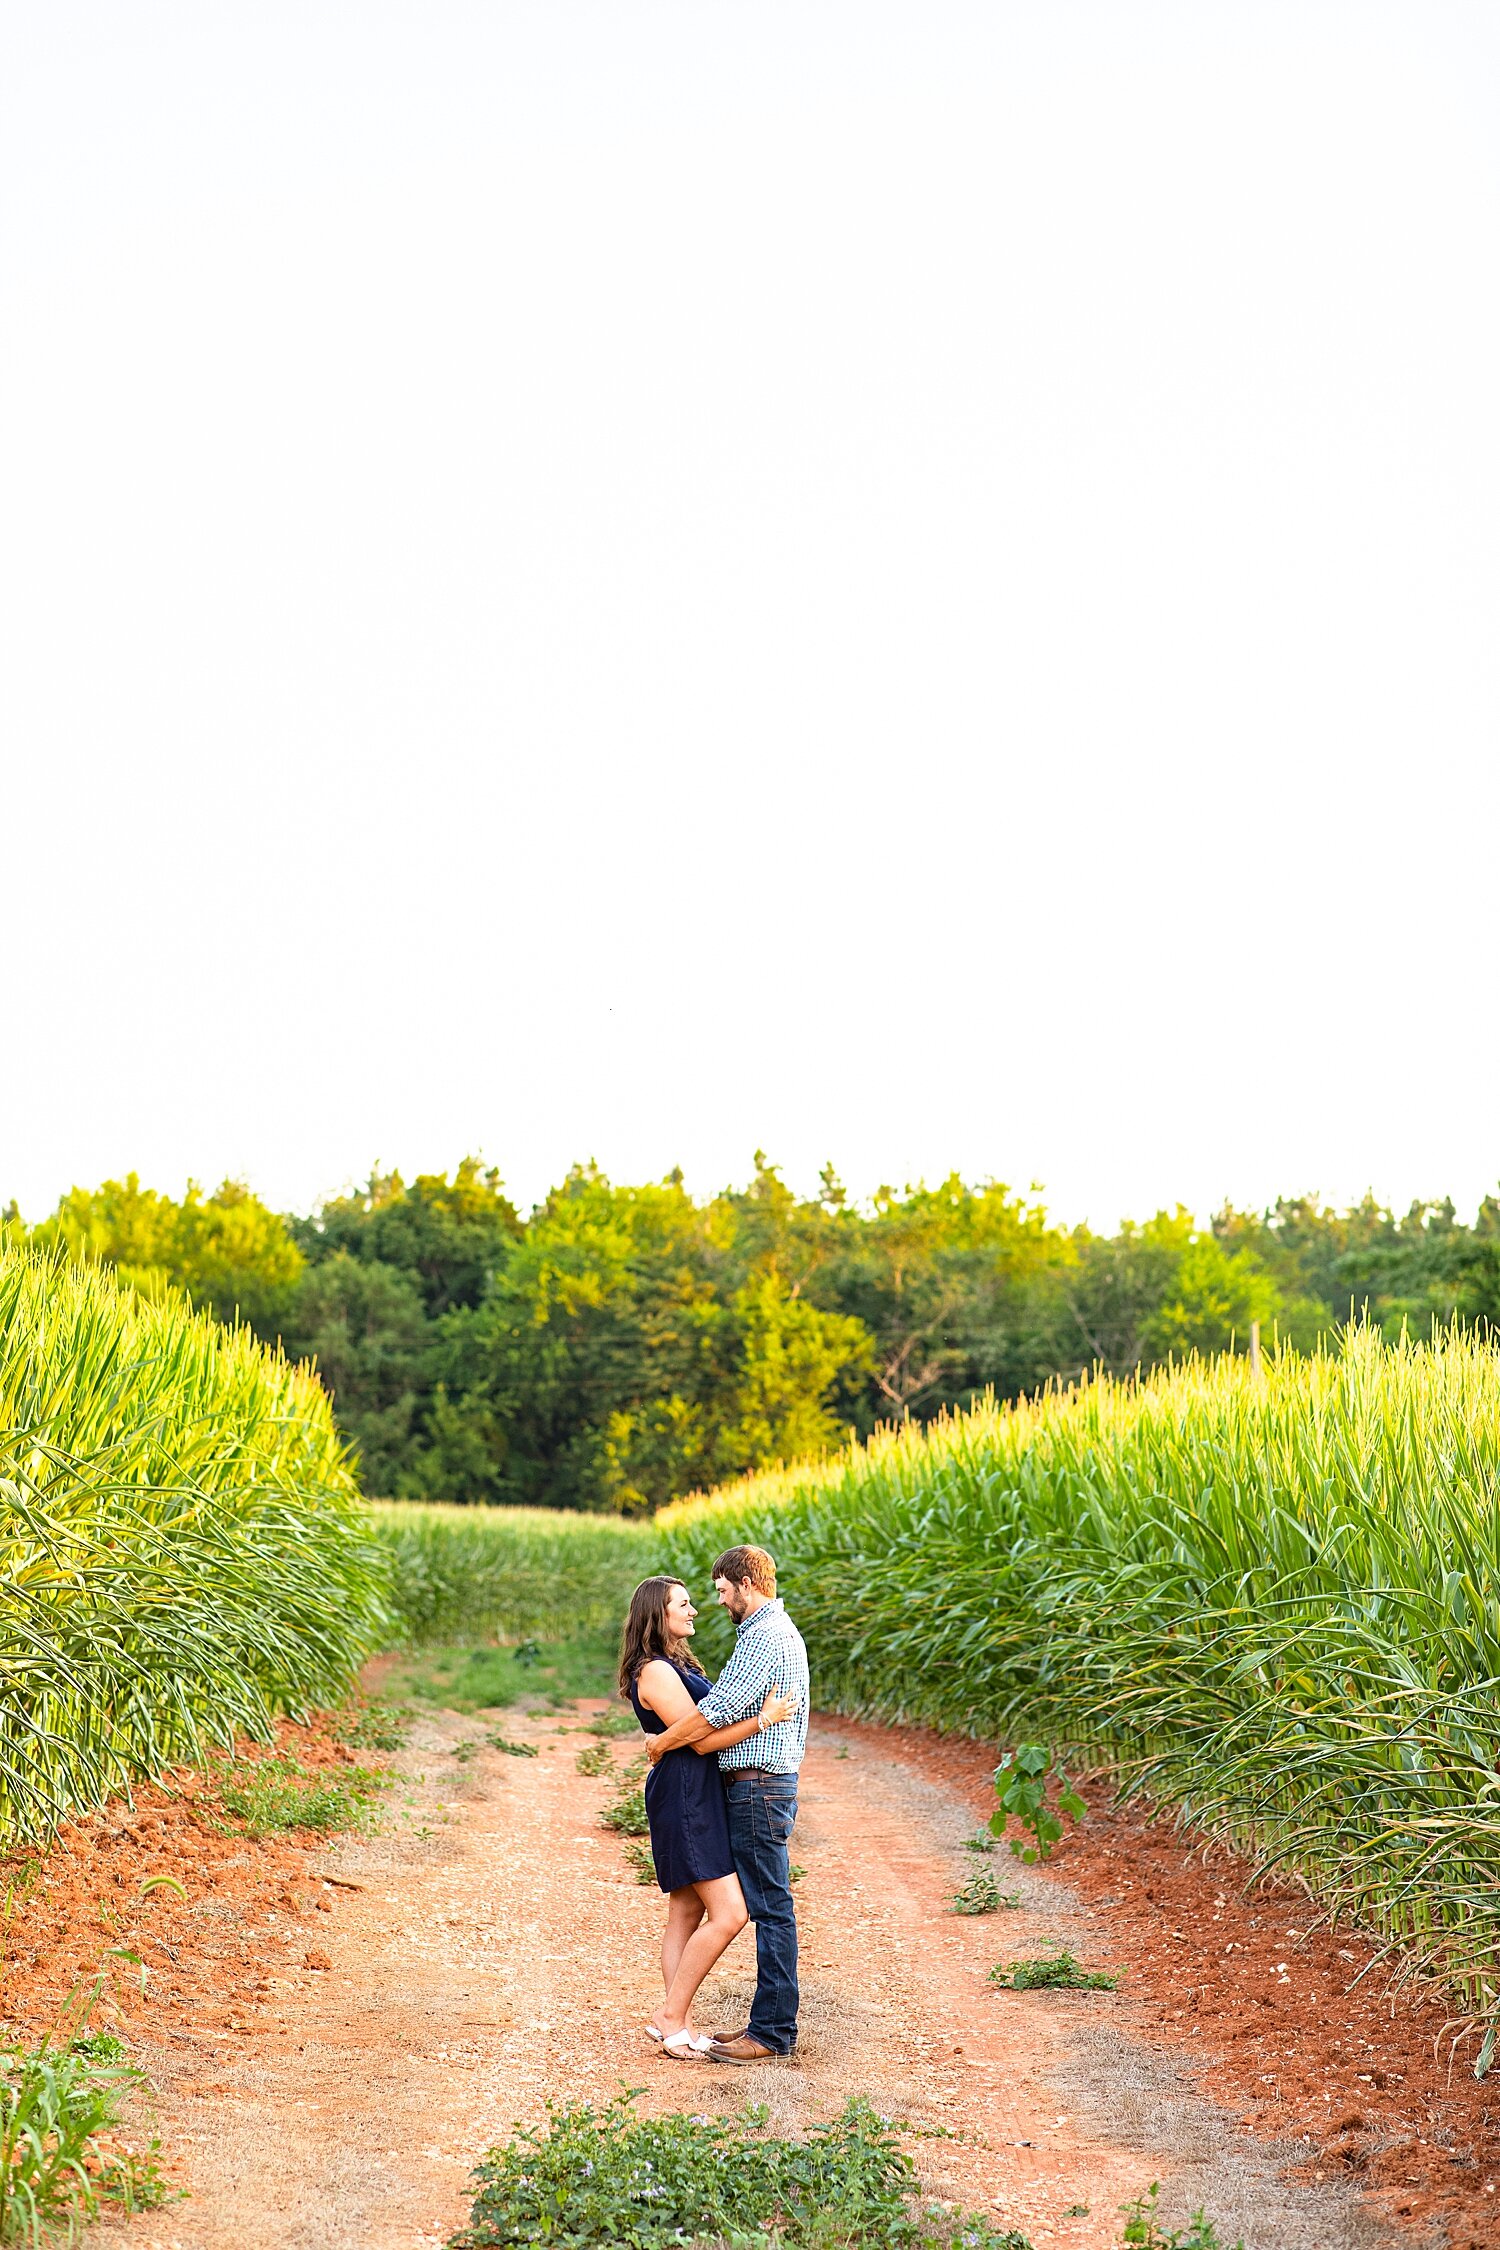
{"left": 7, "top": 1159, "right": 1500, "bottom": 1511}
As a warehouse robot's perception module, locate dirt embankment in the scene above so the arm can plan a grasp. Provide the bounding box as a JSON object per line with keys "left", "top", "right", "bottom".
{"left": 0, "top": 1701, "right": 1483, "bottom": 2250}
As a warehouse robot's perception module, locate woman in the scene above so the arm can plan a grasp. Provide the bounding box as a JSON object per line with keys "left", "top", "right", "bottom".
{"left": 620, "top": 1575, "right": 798, "bottom": 2062}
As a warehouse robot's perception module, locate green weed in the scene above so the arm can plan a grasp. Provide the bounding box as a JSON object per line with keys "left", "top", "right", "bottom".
{"left": 960, "top": 1834, "right": 994, "bottom": 1855}
{"left": 952, "top": 1870, "right": 1019, "bottom": 1916}
{"left": 450, "top": 2089, "right": 1030, "bottom": 2248}
{"left": 214, "top": 1755, "right": 390, "bottom": 1839}
{"left": 988, "top": 1949, "right": 1118, "bottom": 1992}
{"left": 576, "top": 1742, "right": 614, "bottom": 1777}
{"left": 622, "top": 1841, "right": 656, "bottom": 1886}
{"left": 1120, "top": 2182, "right": 1241, "bottom": 2249}
{"left": 600, "top": 1755, "right": 649, "bottom": 1837}
{"left": 485, "top": 1735, "right": 538, "bottom": 1758}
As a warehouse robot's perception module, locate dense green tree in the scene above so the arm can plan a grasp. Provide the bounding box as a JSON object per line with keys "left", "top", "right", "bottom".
{"left": 31, "top": 1173, "right": 303, "bottom": 1332}
{"left": 420, "top": 1166, "right": 872, "bottom": 1512}
{"left": 290, "top": 1158, "right": 520, "bottom": 1315}
{"left": 16, "top": 1159, "right": 1500, "bottom": 1509}
{"left": 279, "top": 1253, "right": 429, "bottom": 1494}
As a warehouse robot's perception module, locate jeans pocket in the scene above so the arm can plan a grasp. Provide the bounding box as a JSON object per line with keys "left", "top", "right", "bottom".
{"left": 759, "top": 1786, "right": 797, "bottom": 1848}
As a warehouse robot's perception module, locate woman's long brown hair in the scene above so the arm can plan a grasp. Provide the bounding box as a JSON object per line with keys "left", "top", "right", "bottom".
{"left": 618, "top": 1576, "right": 707, "bottom": 1699}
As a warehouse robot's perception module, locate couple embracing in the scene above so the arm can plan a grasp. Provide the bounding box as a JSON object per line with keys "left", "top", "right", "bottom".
{"left": 619, "top": 1544, "right": 807, "bottom": 2066}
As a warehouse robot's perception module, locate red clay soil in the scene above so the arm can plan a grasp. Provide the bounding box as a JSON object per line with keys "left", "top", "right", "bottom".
{"left": 0, "top": 1720, "right": 358, "bottom": 2057}
{"left": 856, "top": 1717, "right": 1500, "bottom": 2249}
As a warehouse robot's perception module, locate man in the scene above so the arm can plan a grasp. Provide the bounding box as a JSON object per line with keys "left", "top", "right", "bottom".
{"left": 645, "top": 1543, "right": 808, "bottom": 2063}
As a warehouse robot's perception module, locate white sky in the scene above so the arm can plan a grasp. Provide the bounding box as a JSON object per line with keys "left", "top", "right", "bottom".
{"left": 3, "top": 2, "right": 1498, "bottom": 1231}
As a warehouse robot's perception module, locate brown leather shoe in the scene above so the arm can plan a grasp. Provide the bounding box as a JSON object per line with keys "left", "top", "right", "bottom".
{"left": 707, "top": 2033, "right": 781, "bottom": 2065}
{"left": 702, "top": 2026, "right": 748, "bottom": 2044}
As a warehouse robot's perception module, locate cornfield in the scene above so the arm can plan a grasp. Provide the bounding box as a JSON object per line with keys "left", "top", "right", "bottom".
{"left": 0, "top": 1245, "right": 386, "bottom": 1844}
{"left": 660, "top": 1325, "right": 1500, "bottom": 2015}
{"left": 369, "top": 1501, "right": 656, "bottom": 1645}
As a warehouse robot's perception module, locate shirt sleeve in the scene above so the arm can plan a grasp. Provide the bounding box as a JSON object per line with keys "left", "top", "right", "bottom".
{"left": 697, "top": 1632, "right": 775, "bottom": 1729}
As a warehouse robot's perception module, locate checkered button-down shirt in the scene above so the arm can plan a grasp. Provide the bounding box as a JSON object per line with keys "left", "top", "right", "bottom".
{"left": 697, "top": 1598, "right": 809, "bottom": 1774}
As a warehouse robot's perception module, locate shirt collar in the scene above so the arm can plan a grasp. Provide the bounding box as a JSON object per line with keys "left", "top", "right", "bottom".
{"left": 737, "top": 1597, "right": 784, "bottom": 1632}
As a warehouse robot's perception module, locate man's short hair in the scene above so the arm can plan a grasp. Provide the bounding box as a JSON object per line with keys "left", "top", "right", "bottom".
{"left": 711, "top": 1544, "right": 777, "bottom": 1596}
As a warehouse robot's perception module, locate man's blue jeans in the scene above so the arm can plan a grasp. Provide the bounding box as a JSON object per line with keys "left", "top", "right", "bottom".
{"left": 725, "top": 1770, "right": 799, "bottom": 2053}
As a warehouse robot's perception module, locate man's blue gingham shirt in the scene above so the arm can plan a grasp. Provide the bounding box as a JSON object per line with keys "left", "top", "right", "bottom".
{"left": 698, "top": 1598, "right": 809, "bottom": 1774}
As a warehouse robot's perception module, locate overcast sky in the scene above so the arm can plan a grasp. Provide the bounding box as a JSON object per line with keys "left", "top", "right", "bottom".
{"left": 3, "top": 2, "right": 1497, "bottom": 1229}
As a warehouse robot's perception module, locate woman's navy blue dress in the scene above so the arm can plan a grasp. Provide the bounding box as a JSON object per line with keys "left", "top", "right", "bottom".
{"left": 629, "top": 1661, "right": 736, "bottom": 1892}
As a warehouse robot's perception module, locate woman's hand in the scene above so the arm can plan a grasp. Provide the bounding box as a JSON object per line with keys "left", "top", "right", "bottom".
{"left": 758, "top": 1687, "right": 799, "bottom": 1730}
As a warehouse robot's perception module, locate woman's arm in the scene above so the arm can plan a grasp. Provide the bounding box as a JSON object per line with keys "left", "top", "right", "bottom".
{"left": 634, "top": 1658, "right": 707, "bottom": 1729}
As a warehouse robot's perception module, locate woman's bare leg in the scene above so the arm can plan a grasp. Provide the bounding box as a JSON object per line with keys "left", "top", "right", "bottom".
{"left": 657, "top": 1874, "right": 749, "bottom": 2036}
{"left": 651, "top": 1891, "right": 704, "bottom": 2029}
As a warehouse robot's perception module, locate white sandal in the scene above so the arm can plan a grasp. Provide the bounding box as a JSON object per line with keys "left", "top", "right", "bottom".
{"left": 661, "top": 2028, "right": 713, "bottom": 2060}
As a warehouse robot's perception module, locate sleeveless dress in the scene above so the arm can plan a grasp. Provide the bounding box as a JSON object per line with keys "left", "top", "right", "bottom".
{"left": 629, "top": 1661, "right": 736, "bottom": 1892}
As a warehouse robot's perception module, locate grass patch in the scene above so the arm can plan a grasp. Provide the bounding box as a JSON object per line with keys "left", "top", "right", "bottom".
{"left": 382, "top": 1629, "right": 620, "bottom": 1715}
{"left": 213, "top": 1755, "right": 391, "bottom": 1839}
{"left": 988, "top": 1948, "right": 1118, "bottom": 1992}
{"left": 585, "top": 1705, "right": 638, "bottom": 1738}
{"left": 332, "top": 1697, "right": 413, "bottom": 1753}
{"left": 450, "top": 2090, "right": 1030, "bottom": 2249}
{"left": 952, "top": 1870, "right": 1019, "bottom": 1916}
{"left": 0, "top": 2036, "right": 172, "bottom": 2241}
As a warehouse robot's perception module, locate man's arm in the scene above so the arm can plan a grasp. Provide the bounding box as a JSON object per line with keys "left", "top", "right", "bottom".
{"left": 693, "top": 1630, "right": 777, "bottom": 1732}
{"left": 646, "top": 1705, "right": 777, "bottom": 1764}
{"left": 647, "top": 1706, "right": 714, "bottom": 1760}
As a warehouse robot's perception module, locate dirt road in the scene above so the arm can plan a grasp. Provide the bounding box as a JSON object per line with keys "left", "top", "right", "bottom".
{"left": 85, "top": 1702, "right": 1398, "bottom": 2250}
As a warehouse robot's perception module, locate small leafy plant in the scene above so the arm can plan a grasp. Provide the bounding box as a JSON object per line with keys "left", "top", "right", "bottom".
{"left": 450, "top": 2089, "right": 1030, "bottom": 2249}
{"left": 961, "top": 1833, "right": 995, "bottom": 1855}
{"left": 486, "top": 1733, "right": 538, "bottom": 1758}
{"left": 988, "top": 1947, "right": 1118, "bottom": 1991}
{"left": 991, "top": 1746, "right": 1086, "bottom": 1864}
{"left": 952, "top": 1869, "right": 1020, "bottom": 1916}
{"left": 513, "top": 1639, "right": 543, "bottom": 1668}
{"left": 600, "top": 1755, "right": 650, "bottom": 1837}
{"left": 576, "top": 1741, "right": 613, "bottom": 1777}
{"left": 622, "top": 1841, "right": 656, "bottom": 1886}
{"left": 1120, "top": 2182, "right": 1242, "bottom": 2249}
